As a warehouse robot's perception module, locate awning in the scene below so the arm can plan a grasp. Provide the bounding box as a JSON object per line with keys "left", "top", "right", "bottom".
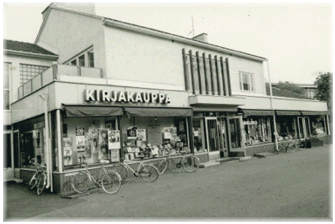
{"left": 241, "top": 109, "right": 274, "bottom": 116}
{"left": 275, "top": 110, "right": 301, "bottom": 116}
{"left": 124, "top": 107, "right": 193, "bottom": 117}
{"left": 300, "top": 111, "right": 329, "bottom": 116}
{"left": 64, "top": 105, "right": 123, "bottom": 117}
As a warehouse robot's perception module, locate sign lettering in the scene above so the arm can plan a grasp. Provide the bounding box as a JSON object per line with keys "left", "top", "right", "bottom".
{"left": 85, "top": 89, "right": 171, "bottom": 104}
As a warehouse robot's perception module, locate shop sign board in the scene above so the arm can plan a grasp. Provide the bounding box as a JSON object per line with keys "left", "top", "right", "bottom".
{"left": 85, "top": 89, "right": 171, "bottom": 104}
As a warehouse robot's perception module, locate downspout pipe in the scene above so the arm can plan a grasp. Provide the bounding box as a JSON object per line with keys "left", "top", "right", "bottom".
{"left": 266, "top": 59, "right": 278, "bottom": 152}
{"left": 39, "top": 92, "right": 52, "bottom": 191}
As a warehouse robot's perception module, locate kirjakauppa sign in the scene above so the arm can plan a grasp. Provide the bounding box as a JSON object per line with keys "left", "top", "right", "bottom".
{"left": 85, "top": 89, "right": 171, "bottom": 104}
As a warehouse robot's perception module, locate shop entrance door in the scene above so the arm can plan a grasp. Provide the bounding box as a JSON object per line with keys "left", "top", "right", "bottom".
{"left": 218, "top": 118, "right": 229, "bottom": 157}
{"left": 227, "top": 116, "right": 245, "bottom": 154}
{"left": 3, "top": 131, "right": 13, "bottom": 180}
{"left": 205, "top": 117, "right": 220, "bottom": 160}
{"left": 298, "top": 117, "right": 311, "bottom": 139}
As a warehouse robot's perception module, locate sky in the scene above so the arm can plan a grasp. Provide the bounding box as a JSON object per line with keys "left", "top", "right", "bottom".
{"left": 2, "top": 1, "right": 333, "bottom": 84}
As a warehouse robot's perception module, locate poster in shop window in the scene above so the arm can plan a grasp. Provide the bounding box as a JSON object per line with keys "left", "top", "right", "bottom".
{"left": 76, "top": 135, "right": 86, "bottom": 152}
{"left": 64, "top": 156, "right": 73, "bottom": 166}
{"left": 136, "top": 129, "right": 146, "bottom": 141}
{"left": 63, "top": 137, "right": 73, "bottom": 156}
{"left": 98, "top": 129, "right": 109, "bottom": 160}
{"left": 127, "top": 126, "right": 138, "bottom": 139}
{"left": 108, "top": 130, "right": 120, "bottom": 149}
{"left": 76, "top": 127, "right": 85, "bottom": 136}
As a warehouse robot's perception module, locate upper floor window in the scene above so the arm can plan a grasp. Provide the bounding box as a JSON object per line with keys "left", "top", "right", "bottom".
{"left": 3, "top": 62, "right": 11, "bottom": 110}
{"left": 20, "top": 64, "right": 50, "bottom": 85}
{"left": 239, "top": 72, "right": 254, "bottom": 91}
{"left": 65, "top": 47, "right": 94, "bottom": 68}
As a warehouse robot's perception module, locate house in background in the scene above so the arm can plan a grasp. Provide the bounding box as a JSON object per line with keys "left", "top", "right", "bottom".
{"left": 3, "top": 39, "right": 58, "bottom": 181}
{"left": 295, "top": 84, "right": 317, "bottom": 99}
{"left": 7, "top": 3, "right": 330, "bottom": 194}
{"left": 271, "top": 83, "right": 317, "bottom": 99}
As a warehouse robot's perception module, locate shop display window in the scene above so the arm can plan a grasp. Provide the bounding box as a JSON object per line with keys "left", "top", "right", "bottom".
{"left": 276, "top": 116, "right": 297, "bottom": 141}
{"left": 63, "top": 117, "right": 121, "bottom": 169}
{"left": 243, "top": 117, "right": 273, "bottom": 145}
{"left": 310, "top": 116, "right": 327, "bottom": 137}
{"left": 20, "top": 129, "right": 45, "bottom": 168}
{"left": 121, "top": 116, "right": 189, "bottom": 161}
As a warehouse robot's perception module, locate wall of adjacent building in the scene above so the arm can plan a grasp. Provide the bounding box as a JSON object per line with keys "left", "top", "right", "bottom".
{"left": 3, "top": 54, "right": 55, "bottom": 126}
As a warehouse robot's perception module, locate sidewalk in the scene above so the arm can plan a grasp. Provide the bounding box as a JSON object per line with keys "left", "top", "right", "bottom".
{"left": 3, "top": 181, "right": 86, "bottom": 221}
{"left": 4, "top": 144, "right": 331, "bottom": 220}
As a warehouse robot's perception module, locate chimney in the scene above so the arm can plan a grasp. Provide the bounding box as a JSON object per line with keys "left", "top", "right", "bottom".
{"left": 48, "top": 2, "right": 96, "bottom": 15}
{"left": 192, "top": 33, "right": 208, "bottom": 43}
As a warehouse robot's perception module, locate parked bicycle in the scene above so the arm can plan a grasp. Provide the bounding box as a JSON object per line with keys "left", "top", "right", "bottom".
{"left": 112, "top": 160, "right": 159, "bottom": 183}
{"left": 156, "top": 151, "right": 200, "bottom": 174}
{"left": 278, "top": 139, "right": 305, "bottom": 153}
{"left": 28, "top": 163, "right": 47, "bottom": 196}
{"left": 71, "top": 161, "right": 122, "bottom": 195}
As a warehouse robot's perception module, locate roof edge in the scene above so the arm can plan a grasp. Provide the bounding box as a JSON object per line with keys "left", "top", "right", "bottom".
{"left": 4, "top": 49, "right": 59, "bottom": 60}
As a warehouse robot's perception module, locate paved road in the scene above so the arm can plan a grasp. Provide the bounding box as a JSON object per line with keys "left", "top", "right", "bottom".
{"left": 4, "top": 145, "right": 331, "bottom": 221}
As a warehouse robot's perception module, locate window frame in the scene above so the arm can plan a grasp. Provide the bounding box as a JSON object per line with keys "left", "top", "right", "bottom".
{"left": 3, "top": 62, "right": 12, "bottom": 111}
{"left": 64, "top": 46, "right": 94, "bottom": 68}
{"left": 19, "top": 63, "right": 50, "bottom": 85}
{"left": 239, "top": 72, "right": 254, "bottom": 92}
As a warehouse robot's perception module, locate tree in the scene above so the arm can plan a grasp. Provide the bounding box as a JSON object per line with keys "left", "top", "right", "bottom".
{"left": 314, "top": 72, "right": 332, "bottom": 109}
{"left": 276, "top": 81, "right": 304, "bottom": 95}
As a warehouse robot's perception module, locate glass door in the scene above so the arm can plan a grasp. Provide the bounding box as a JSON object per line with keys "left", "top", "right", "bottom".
{"left": 205, "top": 118, "right": 219, "bottom": 153}
{"left": 227, "top": 116, "right": 245, "bottom": 153}
{"left": 218, "top": 118, "right": 229, "bottom": 157}
{"left": 3, "top": 131, "right": 13, "bottom": 180}
{"left": 298, "top": 117, "right": 311, "bottom": 139}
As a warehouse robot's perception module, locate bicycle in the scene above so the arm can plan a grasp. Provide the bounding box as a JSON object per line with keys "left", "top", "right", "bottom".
{"left": 112, "top": 160, "right": 159, "bottom": 183}
{"left": 71, "top": 161, "right": 122, "bottom": 195}
{"left": 28, "top": 163, "right": 47, "bottom": 196}
{"left": 156, "top": 151, "right": 200, "bottom": 174}
{"left": 277, "top": 140, "right": 299, "bottom": 153}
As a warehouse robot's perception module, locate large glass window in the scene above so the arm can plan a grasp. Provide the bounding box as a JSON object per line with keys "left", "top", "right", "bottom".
{"left": 20, "top": 64, "right": 50, "bottom": 84}
{"left": 310, "top": 116, "right": 327, "bottom": 137}
{"left": 243, "top": 117, "right": 273, "bottom": 146}
{"left": 3, "top": 62, "right": 11, "bottom": 110}
{"left": 276, "top": 116, "right": 297, "bottom": 141}
{"left": 239, "top": 72, "right": 254, "bottom": 91}
{"left": 62, "top": 117, "right": 119, "bottom": 169}
{"left": 20, "top": 129, "right": 45, "bottom": 168}
{"left": 121, "top": 116, "right": 189, "bottom": 161}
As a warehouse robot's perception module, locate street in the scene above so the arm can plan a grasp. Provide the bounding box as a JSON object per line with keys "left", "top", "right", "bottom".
{"left": 4, "top": 144, "right": 331, "bottom": 221}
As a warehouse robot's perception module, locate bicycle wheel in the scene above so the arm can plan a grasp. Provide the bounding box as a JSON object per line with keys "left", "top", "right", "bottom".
{"left": 112, "top": 163, "right": 129, "bottom": 182}
{"left": 72, "top": 171, "right": 91, "bottom": 194}
{"left": 139, "top": 165, "right": 159, "bottom": 183}
{"left": 36, "top": 173, "right": 46, "bottom": 196}
{"left": 278, "top": 143, "right": 286, "bottom": 152}
{"left": 157, "top": 159, "right": 169, "bottom": 174}
{"left": 101, "top": 171, "right": 122, "bottom": 195}
{"left": 287, "top": 142, "right": 296, "bottom": 153}
{"left": 28, "top": 172, "right": 39, "bottom": 191}
{"left": 182, "top": 155, "right": 200, "bottom": 173}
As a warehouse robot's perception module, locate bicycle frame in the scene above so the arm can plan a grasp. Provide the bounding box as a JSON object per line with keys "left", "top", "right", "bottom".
{"left": 82, "top": 165, "right": 109, "bottom": 185}
{"left": 122, "top": 161, "right": 145, "bottom": 175}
